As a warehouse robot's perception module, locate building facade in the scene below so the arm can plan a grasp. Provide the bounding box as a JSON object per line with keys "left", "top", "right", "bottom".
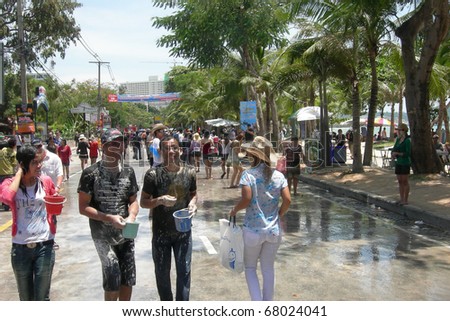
{"left": 121, "top": 76, "right": 165, "bottom": 95}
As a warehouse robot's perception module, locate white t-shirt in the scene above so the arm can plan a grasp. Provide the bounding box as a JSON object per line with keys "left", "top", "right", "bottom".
{"left": 13, "top": 182, "right": 54, "bottom": 244}
{"left": 151, "top": 137, "right": 162, "bottom": 167}
{"left": 42, "top": 150, "right": 63, "bottom": 185}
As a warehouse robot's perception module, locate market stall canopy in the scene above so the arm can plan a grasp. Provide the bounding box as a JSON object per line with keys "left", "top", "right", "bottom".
{"left": 373, "top": 117, "right": 392, "bottom": 126}
{"left": 290, "top": 106, "right": 330, "bottom": 121}
{"left": 204, "top": 118, "right": 240, "bottom": 127}
{"left": 70, "top": 103, "right": 97, "bottom": 114}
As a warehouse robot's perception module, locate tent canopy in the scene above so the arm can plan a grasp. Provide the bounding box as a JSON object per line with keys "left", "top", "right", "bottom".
{"left": 290, "top": 106, "right": 331, "bottom": 122}
{"left": 204, "top": 118, "right": 240, "bottom": 127}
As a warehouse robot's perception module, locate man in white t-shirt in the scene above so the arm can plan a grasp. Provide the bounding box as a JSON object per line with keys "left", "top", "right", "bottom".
{"left": 150, "top": 123, "right": 168, "bottom": 167}
{"left": 33, "top": 138, "right": 64, "bottom": 193}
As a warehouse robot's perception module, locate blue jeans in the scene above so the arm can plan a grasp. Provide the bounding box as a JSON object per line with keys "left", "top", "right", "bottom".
{"left": 11, "top": 243, "right": 55, "bottom": 301}
{"left": 152, "top": 231, "right": 192, "bottom": 301}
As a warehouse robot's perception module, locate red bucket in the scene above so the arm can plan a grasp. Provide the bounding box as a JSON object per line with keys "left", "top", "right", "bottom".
{"left": 44, "top": 195, "right": 66, "bottom": 215}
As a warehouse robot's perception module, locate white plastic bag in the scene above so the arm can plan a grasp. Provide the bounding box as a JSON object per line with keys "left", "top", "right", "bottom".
{"left": 219, "top": 217, "right": 244, "bottom": 273}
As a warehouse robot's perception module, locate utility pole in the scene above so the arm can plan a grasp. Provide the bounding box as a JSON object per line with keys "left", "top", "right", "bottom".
{"left": 18, "top": 0, "right": 27, "bottom": 110}
{"left": 89, "top": 61, "right": 109, "bottom": 131}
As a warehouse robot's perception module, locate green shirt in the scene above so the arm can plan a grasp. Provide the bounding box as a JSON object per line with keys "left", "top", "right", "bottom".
{"left": 392, "top": 137, "right": 411, "bottom": 166}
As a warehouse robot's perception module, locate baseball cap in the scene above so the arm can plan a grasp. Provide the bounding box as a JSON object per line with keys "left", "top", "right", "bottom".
{"left": 101, "top": 128, "right": 124, "bottom": 144}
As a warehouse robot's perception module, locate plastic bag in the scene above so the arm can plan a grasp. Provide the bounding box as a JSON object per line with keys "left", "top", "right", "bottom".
{"left": 219, "top": 217, "right": 244, "bottom": 273}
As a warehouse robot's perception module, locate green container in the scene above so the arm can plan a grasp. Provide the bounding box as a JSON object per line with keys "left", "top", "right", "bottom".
{"left": 123, "top": 222, "right": 140, "bottom": 239}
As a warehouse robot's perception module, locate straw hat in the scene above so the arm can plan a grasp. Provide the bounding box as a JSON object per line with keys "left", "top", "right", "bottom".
{"left": 239, "top": 136, "right": 277, "bottom": 165}
{"left": 79, "top": 134, "right": 86, "bottom": 140}
{"left": 193, "top": 132, "right": 201, "bottom": 141}
{"left": 152, "top": 123, "right": 168, "bottom": 134}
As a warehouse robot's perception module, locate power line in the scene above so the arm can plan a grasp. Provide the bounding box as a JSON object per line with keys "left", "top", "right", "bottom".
{"left": 78, "top": 34, "right": 102, "bottom": 62}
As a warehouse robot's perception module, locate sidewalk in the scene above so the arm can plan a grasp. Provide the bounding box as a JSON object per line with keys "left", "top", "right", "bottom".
{"left": 299, "top": 164, "right": 450, "bottom": 232}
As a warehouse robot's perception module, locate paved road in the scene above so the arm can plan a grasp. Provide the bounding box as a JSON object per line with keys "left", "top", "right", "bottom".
{"left": 1, "top": 146, "right": 450, "bottom": 301}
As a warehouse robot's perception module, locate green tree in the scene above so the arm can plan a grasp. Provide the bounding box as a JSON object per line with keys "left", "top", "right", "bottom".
{"left": 152, "top": 0, "right": 291, "bottom": 137}
{"left": 0, "top": 0, "right": 81, "bottom": 67}
{"left": 395, "top": 0, "right": 450, "bottom": 174}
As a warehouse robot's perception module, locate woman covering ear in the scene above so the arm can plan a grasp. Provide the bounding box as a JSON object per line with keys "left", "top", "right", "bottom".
{"left": 0, "top": 145, "right": 57, "bottom": 300}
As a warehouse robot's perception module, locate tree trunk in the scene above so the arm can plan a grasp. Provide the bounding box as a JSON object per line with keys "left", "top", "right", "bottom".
{"left": 395, "top": 0, "right": 449, "bottom": 174}
{"left": 439, "top": 94, "right": 449, "bottom": 143}
{"left": 363, "top": 48, "right": 378, "bottom": 166}
{"left": 320, "top": 77, "right": 332, "bottom": 167}
{"left": 246, "top": 85, "right": 265, "bottom": 135}
{"left": 351, "top": 73, "right": 364, "bottom": 173}
{"left": 267, "top": 91, "right": 279, "bottom": 143}
{"left": 398, "top": 87, "right": 404, "bottom": 126}
{"left": 445, "top": 99, "right": 450, "bottom": 144}
{"left": 389, "top": 102, "right": 395, "bottom": 141}
{"left": 241, "top": 45, "right": 265, "bottom": 135}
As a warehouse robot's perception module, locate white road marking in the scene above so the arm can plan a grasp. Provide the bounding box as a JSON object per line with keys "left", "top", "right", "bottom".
{"left": 199, "top": 235, "right": 217, "bottom": 254}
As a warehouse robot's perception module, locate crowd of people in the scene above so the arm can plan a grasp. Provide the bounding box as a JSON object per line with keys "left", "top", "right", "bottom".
{"left": 0, "top": 122, "right": 320, "bottom": 302}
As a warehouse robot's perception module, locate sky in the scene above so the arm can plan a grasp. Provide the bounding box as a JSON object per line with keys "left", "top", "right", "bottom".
{"left": 50, "top": 0, "right": 184, "bottom": 86}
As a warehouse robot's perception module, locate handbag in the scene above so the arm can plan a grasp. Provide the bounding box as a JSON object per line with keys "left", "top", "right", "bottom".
{"left": 219, "top": 216, "right": 244, "bottom": 273}
{"left": 276, "top": 156, "right": 287, "bottom": 174}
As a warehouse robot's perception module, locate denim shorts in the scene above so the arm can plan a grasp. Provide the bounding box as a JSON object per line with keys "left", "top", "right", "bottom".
{"left": 93, "top": 239, "right": 136, "bottom": 292}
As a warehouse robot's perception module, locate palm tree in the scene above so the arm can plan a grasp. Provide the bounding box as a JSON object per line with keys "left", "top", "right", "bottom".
{"left": 395, "top": 0, "right": 449, "bottom": 174}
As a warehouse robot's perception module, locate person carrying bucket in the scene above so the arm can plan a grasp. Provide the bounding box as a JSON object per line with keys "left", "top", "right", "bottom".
{"left": 77, "top": 128, "right": 139, "bottom": 301}
{"left": 140, "top": 135, "right": 197, "bottom": 301}
{"left": 0, "top": 145, "right": 58, "bottom": 300}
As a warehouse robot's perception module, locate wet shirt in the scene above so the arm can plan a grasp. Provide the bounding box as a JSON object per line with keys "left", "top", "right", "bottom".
{"left": 239, "top": 164, "right": 287, "bottom": 237}
{"left": 14, "top": 182, "right": 54, "bottom": 244}
{"left": 142, "top": 166, "right": 196, "bottom": 235}
{"left": 77, "top": 162, "right": 139, "bottom": 244}
{"left": 285, "top": 145, "right": 303, "bottom": 167}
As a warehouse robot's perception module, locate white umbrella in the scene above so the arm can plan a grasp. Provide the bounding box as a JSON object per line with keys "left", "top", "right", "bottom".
{"left": 296, "top": 106, "right": 321, "bottom": 121}
{"left": 205, "top": 118, "right": 240, "bottom": 127}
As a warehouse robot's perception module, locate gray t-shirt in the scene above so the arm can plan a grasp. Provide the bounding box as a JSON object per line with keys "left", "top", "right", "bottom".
{"left": 77, "top": 162, "right": 139, "bottom": 244}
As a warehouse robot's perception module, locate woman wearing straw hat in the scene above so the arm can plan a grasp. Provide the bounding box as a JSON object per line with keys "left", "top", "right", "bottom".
{"left": 229, "top": 136, "right": 291, "bottom": 301}
{"left": 391, "top": 123, "right": 411, "bottom": 205}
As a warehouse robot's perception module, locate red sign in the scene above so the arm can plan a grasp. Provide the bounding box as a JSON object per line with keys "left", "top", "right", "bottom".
{"left": 108, "top": 94, "right": 118, "bottom": 102}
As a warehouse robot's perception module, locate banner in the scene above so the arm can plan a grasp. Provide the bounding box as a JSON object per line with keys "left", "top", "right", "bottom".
{"left": 239, "top": 101, "right": 257, "bottom": 131}
{"left": 108, "top": 93, "right": 181, "bottom": 103}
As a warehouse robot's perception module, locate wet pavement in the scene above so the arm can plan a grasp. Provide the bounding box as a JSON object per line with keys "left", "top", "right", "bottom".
{"left": 1, "top": 146, "right": 450, "bottom": 300}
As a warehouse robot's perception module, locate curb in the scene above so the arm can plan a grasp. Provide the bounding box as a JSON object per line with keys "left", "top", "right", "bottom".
{"left": 299, "top": 174, "right": 450, "bottom": 232}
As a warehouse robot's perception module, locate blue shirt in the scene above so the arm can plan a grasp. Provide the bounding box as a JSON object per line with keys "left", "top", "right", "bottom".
{"left": 239, "top": 164, "right": 287, "bottom": 237}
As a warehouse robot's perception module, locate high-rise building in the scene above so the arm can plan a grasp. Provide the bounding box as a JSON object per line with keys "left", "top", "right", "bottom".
{"left": 121, "top": 76, "right": 165, "bottom": 95}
